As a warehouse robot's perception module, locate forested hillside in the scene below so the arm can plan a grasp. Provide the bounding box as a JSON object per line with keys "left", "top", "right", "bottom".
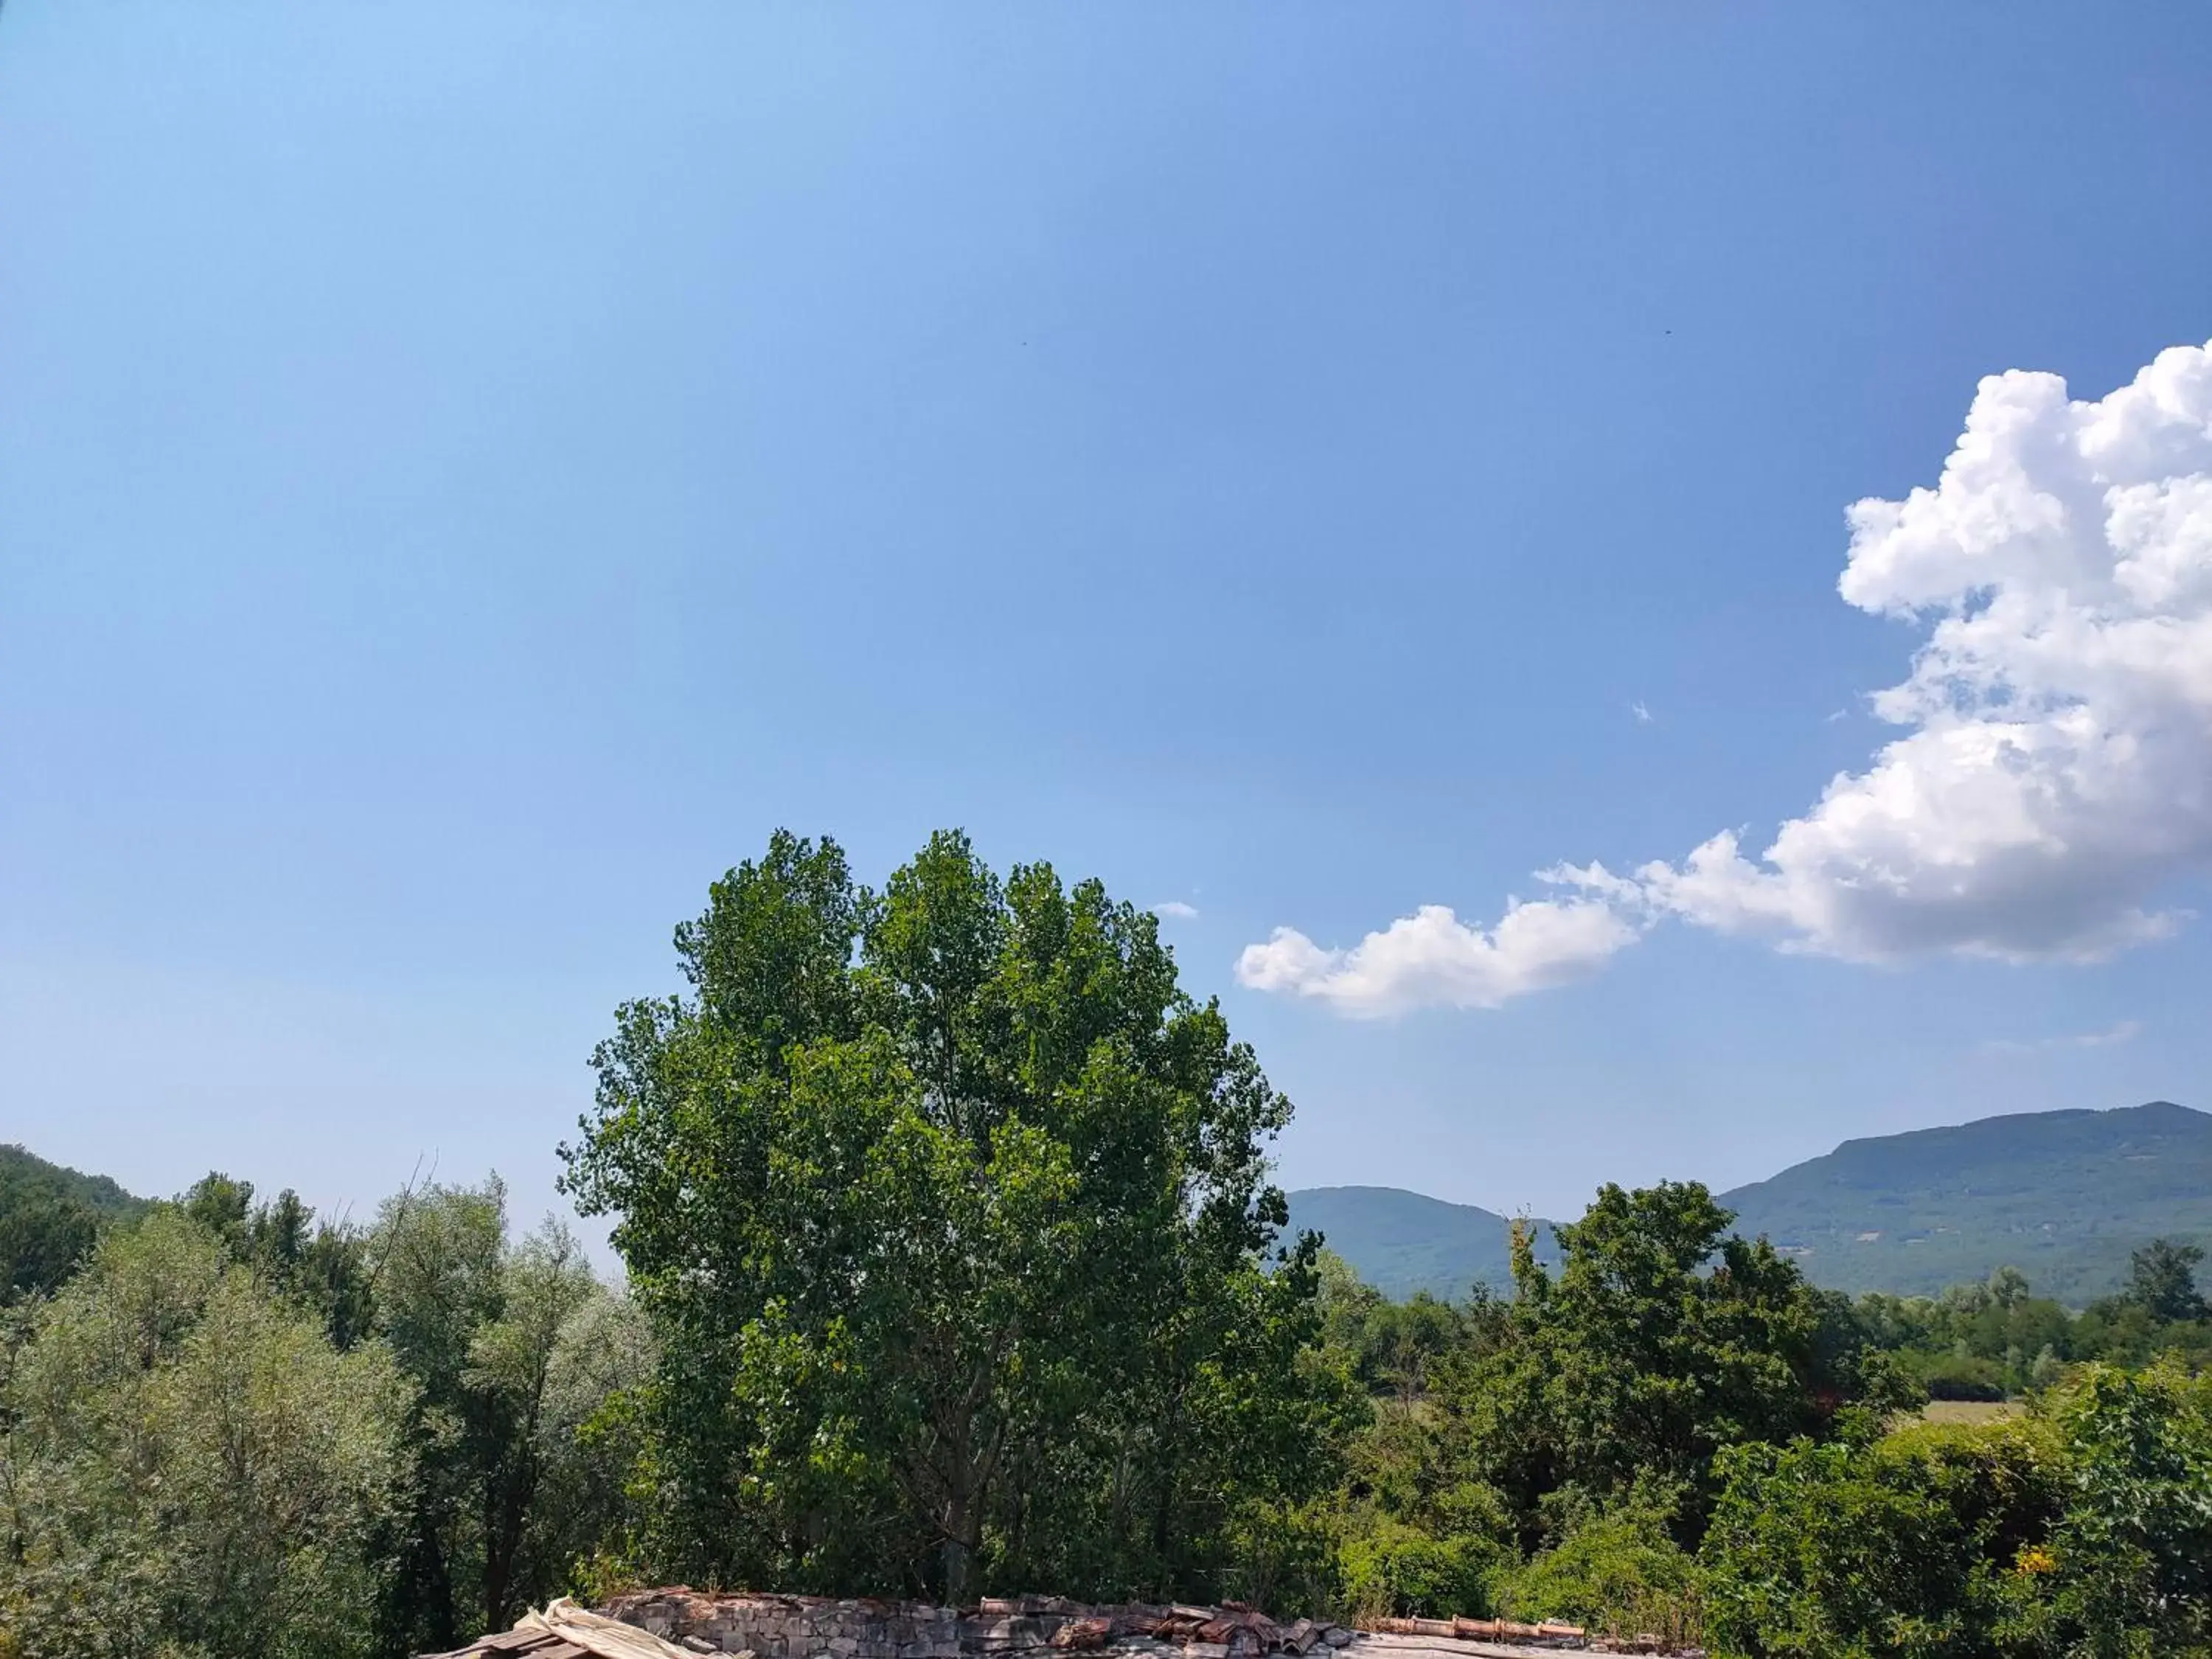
{"left": 1723, "top": 1100, "right": 2212, "bottom": 1301}
{"left": 1287, "top": 1100, "right": 2212, "bottom": 1304}
{"left": 1279, "top": 1187, "right": 1551, "bottom": 1299}
{"left": 0, "top": 1141, "right": 146, "bottom": 1298}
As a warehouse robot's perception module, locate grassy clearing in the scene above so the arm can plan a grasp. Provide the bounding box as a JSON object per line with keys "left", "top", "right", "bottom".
{"left": 1919, "top": 1399, "right": 2023, "bottom": 1425}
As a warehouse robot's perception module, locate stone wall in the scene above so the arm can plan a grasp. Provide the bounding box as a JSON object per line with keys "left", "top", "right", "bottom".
{"left": 605, "top": 1592, "right": 969, "bottom": 1659}
{"left": 598, "top": 1594, "right": 1363, "bottom": 1659}
{"left": 593, "top": 1593, "right": 1674, "bottom": 1659}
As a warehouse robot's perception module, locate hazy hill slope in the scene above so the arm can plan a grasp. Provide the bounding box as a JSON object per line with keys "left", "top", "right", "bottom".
{"left": 1285, "top": 1102, "right": 2211, "bottom": 1305}
{"left": 1, "top": 1144, "right": 147, "bottom": 1297}
{"left": 1, "top": 1144, "right": 145, "bottom": 1219}
{"left": 1718, "top": 1099, "right": 2212, "bottom": 1303}
{"left": 1282, "top": 1185, "right": 1554, "bottom": 1299}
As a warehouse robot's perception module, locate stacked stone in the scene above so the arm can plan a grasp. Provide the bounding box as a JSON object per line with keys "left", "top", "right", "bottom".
{"left": 597, "top": 1594, "right": 1372, "bottom": 1659}
{"left": 605, "top": 1593, "right": 967, "bottom": 1659}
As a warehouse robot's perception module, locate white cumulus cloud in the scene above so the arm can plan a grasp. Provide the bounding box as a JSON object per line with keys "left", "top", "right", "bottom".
{"left": 1619, "top": 341, "right": 2212, "bottom": 962}
{"left": 1234, "top": 894, "right": 1638, "bottom": 1018}
{"left": 1240, "top": 340, "right": 2212, "bottom": 1013}
{"left": 1151, "top": 900, "right": 1200, "bottom": 919}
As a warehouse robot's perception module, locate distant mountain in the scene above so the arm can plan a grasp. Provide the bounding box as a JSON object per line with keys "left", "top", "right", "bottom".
{"left": 0, "top": 1144, "right": 143, "bottom": 1220}
{"left": 1281, "top": 1186, "right": 1554, "bottom": 1300}
{"left": 1720, "top": 1100, "right": 2212, "bottom": 1304}
{"left": 1, "top": 1144, "right": 147, "bottom": 1298}
{"left": 1284, "top": 1102, "right": 2212, "bottom": 1306}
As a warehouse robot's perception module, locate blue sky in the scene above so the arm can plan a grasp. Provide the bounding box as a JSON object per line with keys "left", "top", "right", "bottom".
{"left": 4, "top": 2, "right": 2210, "bottom": 1242}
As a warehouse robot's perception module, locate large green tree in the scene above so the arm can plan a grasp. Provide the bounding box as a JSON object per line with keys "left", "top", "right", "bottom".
{"left": 177, "top": 1172, "right": 378, "bottom": 1350}
{"left": 368, "top": 1179, "right": 633, "bottom": 1651}
{"left": 2122, "top": 1237, "right": 2208, "bottom": 1326}
{"left": 0, "top": 1213, "right": 411, "bottom": 1659}
{"left": 561, "top": 829, "right": 1348, "bottom": 1602}
{"left": 1446, "top": 1182, "right": 1903, "bottom": 1547}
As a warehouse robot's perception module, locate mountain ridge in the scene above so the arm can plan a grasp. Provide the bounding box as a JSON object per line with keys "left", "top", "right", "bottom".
{"left": 1285, "top": 1100, "right": 2211, "bottom": 1304}
{"left": 1, "top": 1143, "right": 149, "bottom": 1298}
{"left": 1279, "top": 1185, "right": 1555, "bottom": 1300}
{"left": 0, "top": 1143, "right": 145, "bottom": 1219}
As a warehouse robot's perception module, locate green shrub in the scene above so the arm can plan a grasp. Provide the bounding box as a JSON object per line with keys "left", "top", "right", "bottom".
{"left": 1222, "top": 1498, "right": 1346, "bottom": 1619}
{"left": 1491, "top": 1503, "right": 1702, "bottom": 1646}
{"left": 1338, "top": 1514, "right": 1503, "bottom": 1621}
{"left": 1699, "top": 1421, "right": 2057, "bottom": 1658}
{"left": 2043, "top": 1362, "right": 2212, "bottom": 1655}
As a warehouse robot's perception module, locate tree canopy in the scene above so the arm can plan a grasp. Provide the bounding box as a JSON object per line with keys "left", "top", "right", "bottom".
{"left": 1443, "top": 1182, "right": 1898, "bottom": 1548}
{"left": 561, "top": 829, "right": 1350, "bottom": 1602}
{"left": 0, "top": 1213, "right": 411, "bottom": 1659}
{"left": 2126, "top": 1238, "right": 2210, "bottom": 1326}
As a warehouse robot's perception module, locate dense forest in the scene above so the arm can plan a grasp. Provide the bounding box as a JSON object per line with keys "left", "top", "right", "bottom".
{"left": 4, "top": 832, "right": 2210, "bottom": 1658}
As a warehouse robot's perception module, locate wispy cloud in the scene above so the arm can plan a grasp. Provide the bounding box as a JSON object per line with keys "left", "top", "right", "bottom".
{"left": 1979, "top": 1020, "right": 2144, "bottom": 1056}
{"left": 1151, "top": 900, "right": 1199, "bottom": 920}
{"left": 1631, "top": 700, "right": 1654, "bottom": 725}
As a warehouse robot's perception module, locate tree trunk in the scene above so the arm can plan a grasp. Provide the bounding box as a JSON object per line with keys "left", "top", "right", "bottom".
{"left": 942, "top": 1510, "right": 973, "bottom": 1605}
{"left": 411, "top": 1513, "right": 459, "bottom": 1651}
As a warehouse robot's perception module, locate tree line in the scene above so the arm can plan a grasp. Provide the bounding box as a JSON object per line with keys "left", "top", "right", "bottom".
{"left": 0, "top": 1168, "right": 653, "bottom": 1659}
{"left": 4, "top": 830, "right": 2208, "bottom": 1658}
{"left": 1314, "top": 1216, "right": 2211, "bottom": 1650}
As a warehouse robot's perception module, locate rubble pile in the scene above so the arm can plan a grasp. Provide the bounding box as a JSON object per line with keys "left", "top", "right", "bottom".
{"left": 592, "top": 1592, "right": 1700, "bottom": 1659}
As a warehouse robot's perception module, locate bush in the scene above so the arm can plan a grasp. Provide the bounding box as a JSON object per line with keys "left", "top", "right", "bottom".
{"left": 1338, "top": 1514, "right": 1504, "bottom": 1621}
{"left": 1490, "top": 1503, "right": 1702, "bottom": 1647}
{"left": 2043, "top": 1362, "right": 2212, "bottom": 1654}
{"left": 1699, "top": 1422, "right": 2058, "bottom": 1658}
{"left": 1221, "top": 1498, "right": 1346, "bottom": 1619}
